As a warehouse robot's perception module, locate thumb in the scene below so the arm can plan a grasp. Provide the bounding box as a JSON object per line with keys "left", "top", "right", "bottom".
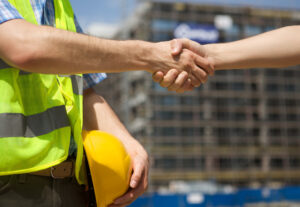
{"left": 175, "top": 38, "right": 205, "bottom": 57}
{"left": 171, "top": 39, "right": 183, "bottom": 56}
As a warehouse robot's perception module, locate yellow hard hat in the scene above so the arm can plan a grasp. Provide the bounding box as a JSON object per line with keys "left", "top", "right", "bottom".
{"left": 83, "top": 130, "right": 132, "bottom": 207}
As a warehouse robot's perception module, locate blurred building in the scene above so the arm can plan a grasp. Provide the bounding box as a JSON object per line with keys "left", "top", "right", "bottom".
{"left": 95, "top": 0, "right": 300, "bottom": 190}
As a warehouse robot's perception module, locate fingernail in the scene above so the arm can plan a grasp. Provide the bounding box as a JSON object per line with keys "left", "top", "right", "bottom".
{"left": 130, "top": 180, "right": 137, "bottom": 188}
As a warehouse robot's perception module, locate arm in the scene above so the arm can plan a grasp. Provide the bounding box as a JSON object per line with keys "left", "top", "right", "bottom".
{"left": 83, "top": 88, "right": 148, "bottom": 207}
{"left": 153, "top": 26, "right": 300, "bottom": 92}
{"left": 0, "top": 19, "right": 208, "bottom": 86}
{"left": 207, "top": 25, "right": 300, "bottom": 70}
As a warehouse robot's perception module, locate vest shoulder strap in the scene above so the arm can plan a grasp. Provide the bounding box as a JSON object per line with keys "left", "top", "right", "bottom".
{"left": 8, "top": 0, "right": 38, "bottom": 24}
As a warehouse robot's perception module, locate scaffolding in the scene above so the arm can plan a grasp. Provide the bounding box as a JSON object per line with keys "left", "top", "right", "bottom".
{"left": 96, "top": 1, "right": 300, "bottom": 190}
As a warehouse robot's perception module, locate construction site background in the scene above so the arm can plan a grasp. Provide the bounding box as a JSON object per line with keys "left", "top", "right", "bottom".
{"left": 92, "top": 0, "right": 300, "bottom": 203}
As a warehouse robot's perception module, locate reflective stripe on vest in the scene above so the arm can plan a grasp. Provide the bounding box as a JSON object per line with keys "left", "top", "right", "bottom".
{"left": 1, "top": 0, "right": 85, "bottom": 184}
{"left": 0, "top": 105, "right": 69, "bottom": 138}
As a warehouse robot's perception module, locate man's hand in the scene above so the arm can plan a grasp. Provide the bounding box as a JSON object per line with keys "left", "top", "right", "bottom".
{"left": 148, "top": 40, "right": 213, "bottom": 88}
{"left": 152, "top": 39, "right": 215, "bottom": 93}
{"left": 109, "top": 138, "right": 149, "bottom": 207}
{"left": 83, "top": 89, "right": 149, "bottom": 207}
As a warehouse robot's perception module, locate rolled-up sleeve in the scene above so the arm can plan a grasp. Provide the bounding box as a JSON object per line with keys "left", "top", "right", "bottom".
{"left": 0, "top": 0, "right": 23, "bottom": 24}
{"left": 83, "top": 73, "right": 107, "bottom": 90}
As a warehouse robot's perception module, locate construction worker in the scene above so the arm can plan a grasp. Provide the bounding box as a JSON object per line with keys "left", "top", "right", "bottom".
{"left": 0, "top": 0, "right": 213, "bottom": 206}
{"left": 153, "top": 26, "right": 300, "bottom": 91}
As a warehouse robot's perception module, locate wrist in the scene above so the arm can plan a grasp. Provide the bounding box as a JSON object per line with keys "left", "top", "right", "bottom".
{"left": 204, "top": 43, "right": 221, "bottom": 71}
{"left": 128, "top": 40, "right": 156, "bottom": 72}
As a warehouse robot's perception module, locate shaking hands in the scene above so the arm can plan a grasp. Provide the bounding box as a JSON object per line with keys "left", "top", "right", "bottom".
{"left": 151, "top": 39, "right": 215, "bottom": 93}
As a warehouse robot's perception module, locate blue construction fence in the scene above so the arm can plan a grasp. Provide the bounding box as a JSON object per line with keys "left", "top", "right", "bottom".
{"left": 129, "top": 186, "right": 300, "bottom": 207}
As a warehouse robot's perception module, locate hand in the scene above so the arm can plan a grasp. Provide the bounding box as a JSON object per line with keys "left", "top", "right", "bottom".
{"left": 109, "top": 138, "right": 149, "bottom": 207}
{"left": 152, "top": 39, "right": 215, "bottom": 93}
{"left": 148, "top": 40, "right": 212, "bottom": 87}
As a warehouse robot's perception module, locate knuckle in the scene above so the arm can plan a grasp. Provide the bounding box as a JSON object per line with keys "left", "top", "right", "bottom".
{"left": 143, "top": 155, "right": 149, "bottom": 164}
{"left": 184, "top": 61, "right": 193, "bottom": 70}
{"left": 180, "top": 71, "right": 188, "bottom": 78}
{"left": 186, "top": 51, "right": 194, "bottom": 60}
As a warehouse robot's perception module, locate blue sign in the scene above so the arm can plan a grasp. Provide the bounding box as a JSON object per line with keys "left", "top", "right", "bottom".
{"left": 129, "top": 186, "right": 300, "bottom": 207}
{"left": 174, "top": 23, "right": 219, "bottom": 44}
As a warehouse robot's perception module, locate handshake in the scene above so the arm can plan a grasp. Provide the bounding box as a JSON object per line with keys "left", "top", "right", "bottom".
{"left": 146, "top": 26, "right": 300, "bottom": 92}
{"left": 147, "top": 38, "right": 215, "bottom": 93}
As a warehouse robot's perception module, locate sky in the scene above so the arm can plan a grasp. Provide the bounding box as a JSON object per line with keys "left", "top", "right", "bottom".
{"left": 69, "top": 0, "right": 300, "bottom": 35}
{"left": 69, "top": 0, "right": 137, "bottom": 32}
{"left": 155, "top": 0, "right": 300, "bottom": 10}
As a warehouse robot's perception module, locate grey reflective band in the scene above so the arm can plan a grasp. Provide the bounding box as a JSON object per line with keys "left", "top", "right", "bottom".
{"left": 19, "top": 70, "right": 32, "bottom": 75}
{"left": 71, "top": 75, "right": 83, "bottom": 95}
{"left": 0, "top": 59, "right": 11, "bottom": 70}
{"left": 0, "top": 105, "right": 70, "bottom": 138}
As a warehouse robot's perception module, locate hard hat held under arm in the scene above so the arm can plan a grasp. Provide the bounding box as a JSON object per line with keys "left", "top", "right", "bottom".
{"left": 83, "top": 130, "right": 133, "bottom": 207}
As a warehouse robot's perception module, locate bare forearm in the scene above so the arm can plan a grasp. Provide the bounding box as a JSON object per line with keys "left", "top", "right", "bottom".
{"left": 0, "top": 20, "right": 152, "bottom": 74}
{"left": 83, "top": 89, "right": 134, "bottom": 145}
{"left": 206, "top": 26, "right": 300, "bottom": 70}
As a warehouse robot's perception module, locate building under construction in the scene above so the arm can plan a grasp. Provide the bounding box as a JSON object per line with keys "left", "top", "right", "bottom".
{"left": 95, "top": 0, "right": 300, "bottom": 190}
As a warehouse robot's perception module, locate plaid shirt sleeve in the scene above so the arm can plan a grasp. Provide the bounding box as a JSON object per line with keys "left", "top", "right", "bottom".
{"left": 74, "top": 15, "right": 107, "bottom": 90}
{"left": 0, "top": 0, "right": 23, "bottom": 24}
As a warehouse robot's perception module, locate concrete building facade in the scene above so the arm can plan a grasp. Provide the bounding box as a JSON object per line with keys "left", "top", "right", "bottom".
{"left": 95, "top": 0, "right": 300, "bottom": 190}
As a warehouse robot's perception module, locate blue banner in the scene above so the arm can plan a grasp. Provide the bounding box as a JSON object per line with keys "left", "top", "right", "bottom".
{"left": 174, "top": 23, "right": 219, "bottom": 44}
{"left": 129, "top": 186, "right": 300, "bottom": 207}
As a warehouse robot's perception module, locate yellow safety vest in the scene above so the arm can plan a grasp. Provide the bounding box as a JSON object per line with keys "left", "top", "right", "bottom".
{"left": 0, "top": 0, "right": 86, "bottom": 184}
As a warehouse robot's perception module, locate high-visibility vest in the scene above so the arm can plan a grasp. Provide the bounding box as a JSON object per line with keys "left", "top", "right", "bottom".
{"left": 0, "top": 0, "right": 86, "bottom": 184}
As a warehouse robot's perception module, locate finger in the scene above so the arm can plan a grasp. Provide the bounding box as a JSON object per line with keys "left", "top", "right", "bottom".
{"left": 143, "top": 163, "right": 149, "bottom": 190}
{"left": 152, "top": 71, "right": 164, "bottom": 83}
{"left": 160, "top": 69, "right": 179, "bottom": 88}
{"left": 189, "top": 72, "right": 201, "bottom": 87}
{"left": 194, "top": 55, "right": 214, "bottom": 75}
{"left": 168, "top": 71, "right": 188, "bottom": 91}
{"left": 179, "top": 38, "right": 204, "bottom": 56}
{"left": 192, "top": 67, "right": 208, "bottom": 84}
{"left": 130, "top": 162, "right": 144, "bottom": 188}
{"left": 176, "top": 78, "right": 195, "bottom": 93}
{"left": 170, "top": 39, "right": 183, "bottom": 56}
{"left": 113, "top": 188, "right": 135, "bottom": 205}
{"left": 113, "top": 173, "right": 146, "bottom": 205}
